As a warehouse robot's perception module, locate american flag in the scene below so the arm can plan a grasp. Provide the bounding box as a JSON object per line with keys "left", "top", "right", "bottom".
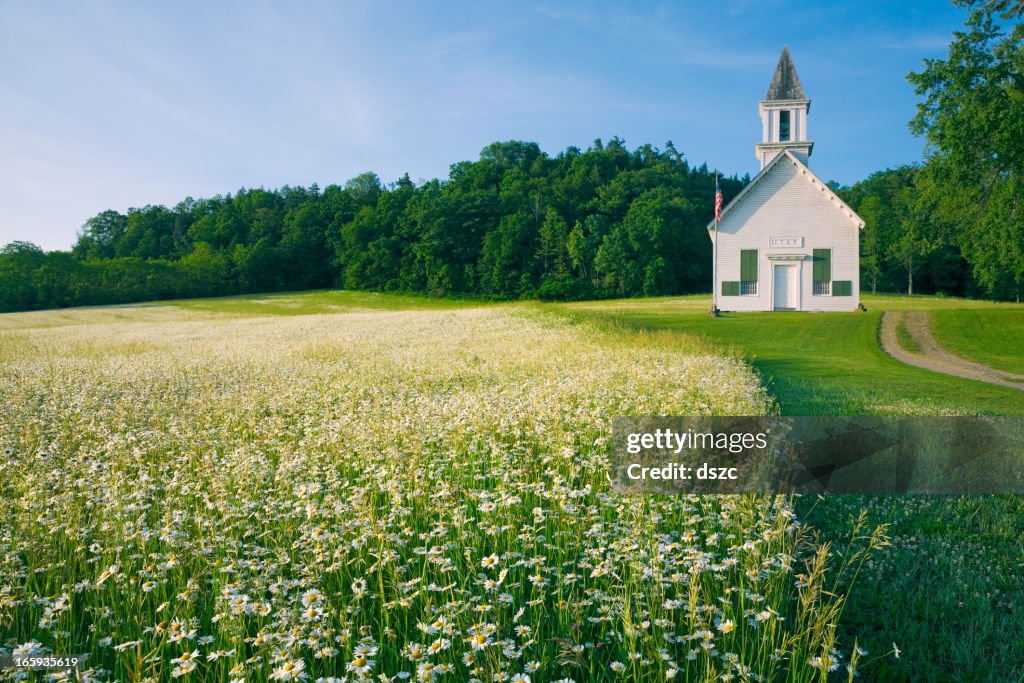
{"left": 714, "top": 175, "right": 723, "bottom": 223}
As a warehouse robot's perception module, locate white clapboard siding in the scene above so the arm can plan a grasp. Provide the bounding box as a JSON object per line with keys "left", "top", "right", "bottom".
{"left": 711, "top": 151, "right": 862, "bottom": 312}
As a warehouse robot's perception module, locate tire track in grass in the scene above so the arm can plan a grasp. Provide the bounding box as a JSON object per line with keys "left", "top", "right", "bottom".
{"left": 879, "top": 311, "right": 1024, "bottom": 391}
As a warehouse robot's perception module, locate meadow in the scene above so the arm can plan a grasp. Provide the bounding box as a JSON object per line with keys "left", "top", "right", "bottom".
{"left": 561, "top": 293, "right": 1024, "bottom": 681}
{"left": 0, "top": 293, "right": 886, "bottom": 683}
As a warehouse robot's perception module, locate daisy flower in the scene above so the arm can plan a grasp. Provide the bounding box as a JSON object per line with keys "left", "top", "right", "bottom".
{"left": 270, "top": 659, "right": 308, "bottom": 681}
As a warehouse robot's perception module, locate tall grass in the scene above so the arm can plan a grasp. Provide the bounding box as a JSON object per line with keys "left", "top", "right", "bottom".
{"left": 0, "top": 302, "right": 883, "bottom": 682}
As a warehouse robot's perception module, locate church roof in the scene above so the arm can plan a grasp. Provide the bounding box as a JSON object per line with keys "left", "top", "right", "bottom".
{"left": 706, "top": 150, "right": 864, "bottom": 231}
{"left": 765, "top": 46, "right": 805, "bottom": 101}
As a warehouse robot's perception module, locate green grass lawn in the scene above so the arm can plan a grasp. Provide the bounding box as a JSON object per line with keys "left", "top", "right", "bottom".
{"left": 559, "top": 293, "right": 1024, "bottom": 416}
{"left": 559, "top": 292, "right": 1024, "bottom": 682}
{"left": 799, "top": 494, "right": 1024, "bottom": 682}
{"left": 930, "top": 308, "right": 1024, "bottom": 374}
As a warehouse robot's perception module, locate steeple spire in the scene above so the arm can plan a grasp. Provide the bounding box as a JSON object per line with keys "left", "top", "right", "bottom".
{"left": 755, "top": 46, "right": 813, "bottom": 169}
{"left": 765, "top": 46, "right": 805, "bottom": 101}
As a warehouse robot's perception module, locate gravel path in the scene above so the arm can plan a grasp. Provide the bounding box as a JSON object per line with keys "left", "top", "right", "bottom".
{"left": 879, "top": 311, "right": 1024, "bottom": 391}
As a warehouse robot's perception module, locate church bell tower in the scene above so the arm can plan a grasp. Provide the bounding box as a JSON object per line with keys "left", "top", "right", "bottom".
{"left": 755, "top": 46, "right": 813, "bottom": 169}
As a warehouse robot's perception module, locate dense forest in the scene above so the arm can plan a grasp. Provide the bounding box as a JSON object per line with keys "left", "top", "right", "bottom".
{"left": 0, "top": 139, "right": 747, "bottom": 311}
{"left": 2, "top": 1, "right": 1021, "bottom": 311}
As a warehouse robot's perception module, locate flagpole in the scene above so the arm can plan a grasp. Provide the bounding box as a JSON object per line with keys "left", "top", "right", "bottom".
{"left": 711, "top": 173, "right": 719, "bottom": 317}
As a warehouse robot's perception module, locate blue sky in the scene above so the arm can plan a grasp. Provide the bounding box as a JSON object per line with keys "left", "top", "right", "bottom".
{"left": 1, "top": 1, "right": 968, "bottom": 251}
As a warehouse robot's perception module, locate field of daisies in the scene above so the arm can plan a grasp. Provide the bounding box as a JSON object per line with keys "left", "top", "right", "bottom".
{"left": 0, "top": 294, "right": 883, "bottom": 682}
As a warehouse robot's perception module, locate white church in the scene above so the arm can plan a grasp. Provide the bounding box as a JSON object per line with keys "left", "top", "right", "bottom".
{"left": 709, "top": 46, "right": 864, "bottom": 312}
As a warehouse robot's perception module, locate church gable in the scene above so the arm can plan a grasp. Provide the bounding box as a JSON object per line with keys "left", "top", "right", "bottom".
{"left": 711, "top": 151, "right": 864, "bottom": 234}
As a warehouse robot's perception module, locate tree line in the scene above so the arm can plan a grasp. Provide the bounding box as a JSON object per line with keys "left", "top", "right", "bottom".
{"left": 1, "top": 139, "right": 747, "bottom": 312}
{"left": 2, "top": 1, "right": 1021, "bottom": 311}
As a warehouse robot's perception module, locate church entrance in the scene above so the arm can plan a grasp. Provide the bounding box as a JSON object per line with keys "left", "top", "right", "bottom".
{"left": 773, "top": 264, "right": 798, "bottom": 310}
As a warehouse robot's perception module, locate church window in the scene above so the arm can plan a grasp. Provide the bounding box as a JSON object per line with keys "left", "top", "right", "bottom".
{"left": 740, "top": 249, "right": 758, "bottom": 294}
{"left": 779, "top": 111, "right": 791, "bottom": 141}
{"left": 813, "top": 249, "right": 831, "bottom": 294}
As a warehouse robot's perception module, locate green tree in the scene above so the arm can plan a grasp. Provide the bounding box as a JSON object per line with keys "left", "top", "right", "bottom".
{"left": 908, "top": 0, "right": 1024, "bottom": 299}
{"left": 73, "top": 210, "right": 128, "bottom": 260}
{"left": 345, "top": 172, "right": 383, "bottom": 206}
{"left": 567, "top": 215, "right": 608, "bottom": 283}
{"left": 887, "top": 184, "right": 936, "bottom": 296}
{"left": 0, "top": 242, "right": 46, "bottom": 311}
{"left": 855, "top": 194, "right": 885, "bottom": 294}
{"left": 537, "top": 207, "right": 571, "bottom": 281}
{"left": 478, "top": 211, "right": 537, "bottom": 296}
{"left": 280, "top": 202, "right": 331, "bottom": 290}
{"left": 178, "top": 243, "right": 230, "bottom": 297}
{"left": 118, "top": 205, "right": 177, "bottom": 259}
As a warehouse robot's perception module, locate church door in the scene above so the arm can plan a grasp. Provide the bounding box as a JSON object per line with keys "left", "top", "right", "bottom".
{"left": 773, "top": 264, "right": 797, "bottom": 310}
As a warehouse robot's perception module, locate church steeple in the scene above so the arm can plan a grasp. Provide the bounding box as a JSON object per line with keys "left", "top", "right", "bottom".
{"left": 765, "top": 46, "right": 805, "bottom": 100}
{"left": 755, "top": 46, "right": 813, "bottom": 169}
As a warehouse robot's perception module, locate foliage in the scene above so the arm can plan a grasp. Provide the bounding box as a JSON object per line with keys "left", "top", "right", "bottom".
{"left": 833, "top": 1, "right": 1024, "bottom": 302}
{"left": 0, "top": 141, "right": 745, "bottom": 312}
{"left": 840, "top": 167, "right": 974, "bottom": 298}
{"left": 905, "top": 0, "right": 1024, "bottom": 300}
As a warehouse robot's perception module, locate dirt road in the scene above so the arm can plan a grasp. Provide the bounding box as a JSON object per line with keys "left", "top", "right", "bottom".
{"left": 879, "top": 311, "right": 1024, "bottom": 391}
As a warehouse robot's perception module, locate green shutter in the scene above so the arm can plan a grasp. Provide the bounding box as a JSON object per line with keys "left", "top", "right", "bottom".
{"left": 722, "top": 281, "right": 740, "bottom": 296}
{"left": 813, "top": 249, "right": 831, "bottom": 282}
{"left": 740, "top": 249, "right": 758, "bottom": 281}
{"left": 832, "top": 280, "right": 852, "bottom": 296}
